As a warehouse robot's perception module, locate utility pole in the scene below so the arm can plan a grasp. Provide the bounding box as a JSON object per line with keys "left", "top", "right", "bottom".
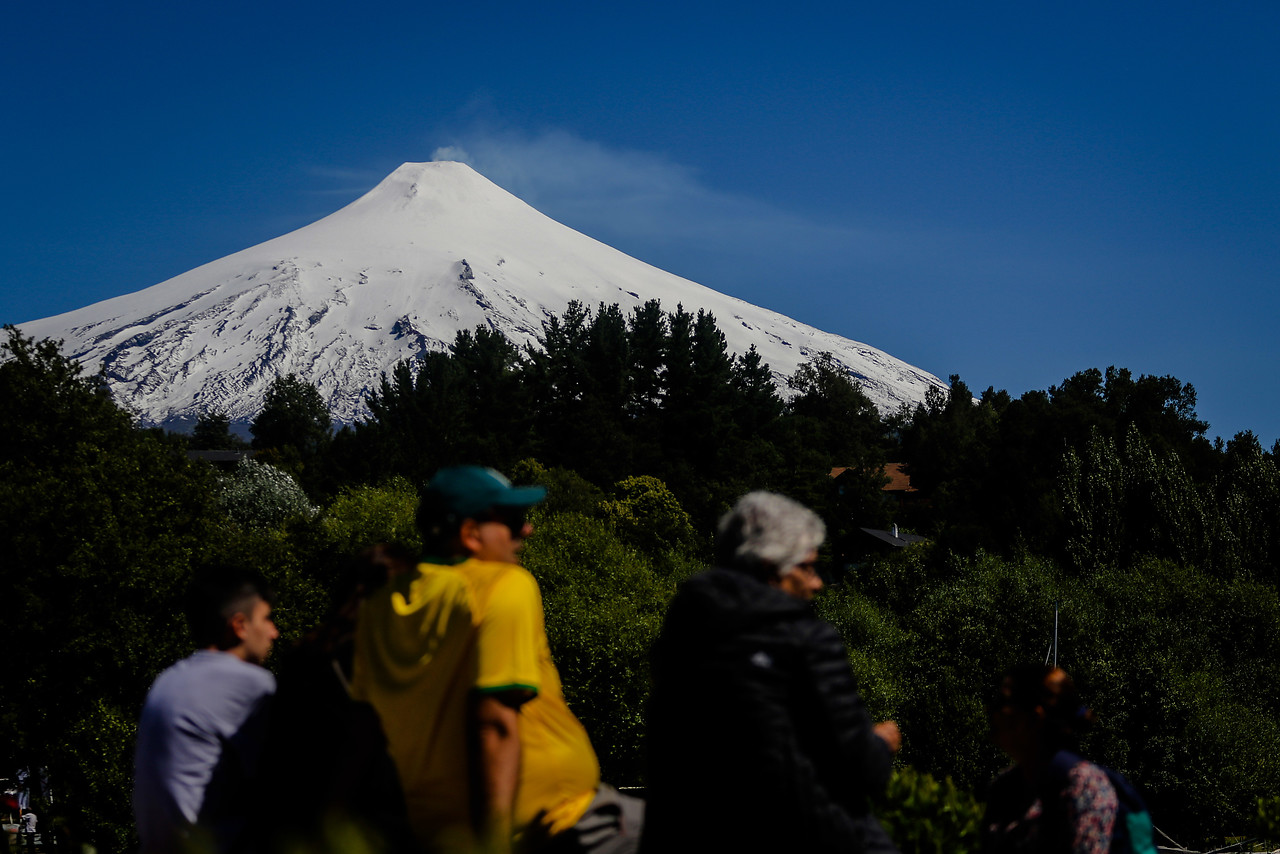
{"left": 1053, "top": 600, "right": 1059, "bottom": 667}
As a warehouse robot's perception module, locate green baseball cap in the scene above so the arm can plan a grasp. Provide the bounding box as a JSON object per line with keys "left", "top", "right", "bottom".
{"left": 422, "top": 466, "right": 546, "bottom": 521}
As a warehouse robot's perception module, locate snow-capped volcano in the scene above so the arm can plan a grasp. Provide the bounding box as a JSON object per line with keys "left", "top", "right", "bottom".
{"left": 18, "top": 161, "right": 946, "bottom": 429}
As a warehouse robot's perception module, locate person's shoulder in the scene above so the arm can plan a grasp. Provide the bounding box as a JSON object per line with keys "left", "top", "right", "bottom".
{"left": 1044, "top": 751, "right": 1117, "bottom": 798}
{"left": 168, "top": 655, "right": 273, "bottom": 701}
{"left": 146, "top": 652, "right": 207, "bottom": 696}
{"left": 456, "top": 561, "right": 542, "bottom": 626}
{"left": 460, "top": 559, "right": 538, "bottom": 595}
{"left": 1064, "top": 757, "right": 1116, "bottom": 794}
{"left": 460, "top": 557, "right": 532, "bottom": 579}
{"left": 144, "top": 652, "right": 274, "bottom": 715}
{"left": 187, "top": 650, "right": 276, "bottom": 693}
{"left": 402, "top": 561, "right": 472, "bottom": 600}
{"left": 674, "top": 567, "right": 778, "bottom": 609}
{"left": 368, "top": 561, "right": 472, "bottom": 621}
{"left": 985, "top": 764, "right": 1024, "bottom": 797}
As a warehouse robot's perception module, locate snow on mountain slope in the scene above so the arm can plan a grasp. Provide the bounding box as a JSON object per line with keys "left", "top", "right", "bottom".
{"left": 18, "top": 161, "right": 946, "bottom": 429}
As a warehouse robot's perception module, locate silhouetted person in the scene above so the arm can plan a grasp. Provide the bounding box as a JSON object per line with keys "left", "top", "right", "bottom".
{"left": 984, "top": 664, "right": 1120, "bottom": 854}
{"left": 643, "top": 491, "right": 900, "bottom": 853}
{"left": 254, "top": 546, "right": 415, "bottom": 854}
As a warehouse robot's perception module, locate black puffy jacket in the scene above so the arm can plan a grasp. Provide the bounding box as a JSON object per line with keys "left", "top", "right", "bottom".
{"left": 641, "top": 568, "right": 898, "bottom": 853}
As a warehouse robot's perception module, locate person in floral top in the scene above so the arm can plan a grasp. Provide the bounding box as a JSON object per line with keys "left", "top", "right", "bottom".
{"left": 983, "top": 664, "right": 1118, "bottom": 854}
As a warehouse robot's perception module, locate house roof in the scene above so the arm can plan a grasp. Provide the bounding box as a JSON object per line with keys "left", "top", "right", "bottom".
{"left": 829, "top": 462, "right": 918, "bottom": 493}
{"left": 859, "top": 527, "right": 929, "bottom": 548}
{"left": 882, "top": 462, "right": 917, "bottom": 493}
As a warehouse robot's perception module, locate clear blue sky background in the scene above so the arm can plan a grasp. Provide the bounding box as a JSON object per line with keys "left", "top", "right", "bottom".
{"left": 3, "top": 2, "right": 1277, "bottom": 445}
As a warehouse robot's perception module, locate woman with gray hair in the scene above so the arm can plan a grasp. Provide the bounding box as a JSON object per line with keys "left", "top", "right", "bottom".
{"left": 715, "top": 490, "right": 828, "bottom": 597}
{"left": 642, "top": 492, "right": 901, "bottom": 854}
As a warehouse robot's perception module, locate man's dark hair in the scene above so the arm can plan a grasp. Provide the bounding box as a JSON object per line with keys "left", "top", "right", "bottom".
{"left": 994, "top": 663, "right": 1097, "bottom": 752}
{"left": 185, "top": 567, "right": 276, "bottom": 648}
{"left": 416, "top": 492, "right": 467, "bottom": 559}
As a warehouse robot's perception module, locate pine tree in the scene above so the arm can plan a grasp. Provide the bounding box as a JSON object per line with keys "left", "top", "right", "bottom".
{"left": 190, "top": 411, "right": 247, "bottom": 450}
{"left": 250, "top": 373, "right": 332, "bottom": 455}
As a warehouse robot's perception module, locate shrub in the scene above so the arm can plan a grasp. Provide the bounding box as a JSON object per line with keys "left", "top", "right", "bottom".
{"left": 217, "top": 458, "right": 317, "bottom": 530}
{"left": 877, "top": 766, "right": 983, "bottom": 854}
{"left": 319, "top": 477, "right": 421, "bottom": 556}
{"left": 600, "top": 475, "right": 703, "bottom": 562}
{"left": 521, "top": 508, "right": 697, "bottom": 784}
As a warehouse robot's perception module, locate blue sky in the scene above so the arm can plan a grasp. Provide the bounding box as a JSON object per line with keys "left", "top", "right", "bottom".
{"left": 3, "top": 2, "right": 1277, "bottom": 445}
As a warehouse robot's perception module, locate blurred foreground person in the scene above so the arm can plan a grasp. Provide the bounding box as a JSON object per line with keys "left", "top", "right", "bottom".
{"left": 643, "top": 491, "right": 900, "bottom": 853}
{"left": 253, "top": 546, "right": 415, "bottom": 854}
{"left": 353, "top": 466, "right": 643, "bottom": 854}
{"left": 984, "top": 664, "right": 1152, "bottom": 854}
{"left": 134, "top": 569, "right": 278, "bottom": 854}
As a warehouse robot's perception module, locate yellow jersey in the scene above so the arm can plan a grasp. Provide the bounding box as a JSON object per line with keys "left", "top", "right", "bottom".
{"left": 352, "top": 559, "right": 599, "bottom": 852}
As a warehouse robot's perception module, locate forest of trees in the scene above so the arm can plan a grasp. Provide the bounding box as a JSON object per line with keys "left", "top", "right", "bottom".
{"left": 2, "top": 301, "right": 1278, "bottom": 852}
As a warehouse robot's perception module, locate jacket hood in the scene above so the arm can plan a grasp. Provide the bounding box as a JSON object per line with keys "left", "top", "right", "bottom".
{"left": 666, "top": 567, "right": 811, "bottom": 640}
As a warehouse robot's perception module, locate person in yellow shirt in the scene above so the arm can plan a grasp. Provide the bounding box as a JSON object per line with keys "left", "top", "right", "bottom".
{"left": 353, "top": 466, "right": 643, "bottom": 854}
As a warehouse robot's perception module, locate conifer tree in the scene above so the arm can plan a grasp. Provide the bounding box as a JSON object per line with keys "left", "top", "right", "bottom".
{"left": 451, "top": 326, "right": 530, "bottom": 468}
{"left": 625, "top": 300, "right": 669, "bottom": 474}
{"left": 190, "top": 411, "right": 247, "bottom": 450}
{"left": 250, "top": 373, "right": 332, "bottom": 456}
{"left": 526, "top": 300, "right": 594, "bottom": 472}
{"left": 626, "top": 299, "right": 667, "bottom": 420}
{"left": 363, "top": 349, "right": 467, "bottom": 483}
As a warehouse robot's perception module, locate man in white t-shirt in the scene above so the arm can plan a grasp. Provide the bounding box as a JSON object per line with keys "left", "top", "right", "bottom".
{"left": 133, "top": 569, "right": 279, "bottom": 854}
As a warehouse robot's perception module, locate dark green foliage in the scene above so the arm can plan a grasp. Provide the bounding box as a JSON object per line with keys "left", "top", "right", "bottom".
{"left": 731, "top": 344, "right": 783, "bottom": 433}
{"left": 898, "top": 367, "right": 1222, "bottom": 562}
{"left": 451, "top": 326, "right": 532, "bottom": 467}
{"left": 1259, "top": 795, "right": 1280, "bottom": 840}
{"left": 521, "top": 508, "right": 697, "bottom": 784}
{"left": 190, "top": 411, "right": 248, "bottom": 450}
{"left": 1061, "top": 426, "right": 1212, "bottom": 573}
{"left": 787, "top": 352, "right": 884, "bottom": 466}
{"left": 354, "top": 303, "right": 805, "bottom": 530}
{"left": 510, "top": 458, "right": 608, "bottom": 518}
{"left": 1072, "top": 562, "right": 1280, "bottom": 842}
{"left": 876, "top": 766, "right": 984, "bottom": 854}
{"left": 1060, "top": 425, "right": 1280, "bottom": 579}
{"left": 251, "top": 373, "right": 333, "bottom": 453}
{"left": 817, "top": 548, "right": 1280, "bottom": 846}
{"left": 525, "top": 301, "right": 630, "bottom": 482}
{"left": 0, "top": 328, "right": 224, "bottom": 851}
{"left": 1214, "top": 431, "right": 1280, "bottom": 576}
{"left": 650, "top": 306, "right": 751, "bottom": 521}
{"left": 361, "top": 328, "right": 530, "bottom": 484}
{"left": 317, "top": 477, "right": 421, "bottom": 558}
{"left": 780, "top": 352, "right": 891, "bottom": 563}
{"left": 599, "top": 475, "right": 703, "bottom": 562}
{"left": 362, "top": 350, "right": 466, "bottom": 483}
{"left": 626, "top": 299, "right": 666, "bottom": 421}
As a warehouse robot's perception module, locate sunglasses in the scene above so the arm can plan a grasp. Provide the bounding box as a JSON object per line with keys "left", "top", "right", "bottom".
{"left": 478, "top": 507, "right": 528, "bottom": 535}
